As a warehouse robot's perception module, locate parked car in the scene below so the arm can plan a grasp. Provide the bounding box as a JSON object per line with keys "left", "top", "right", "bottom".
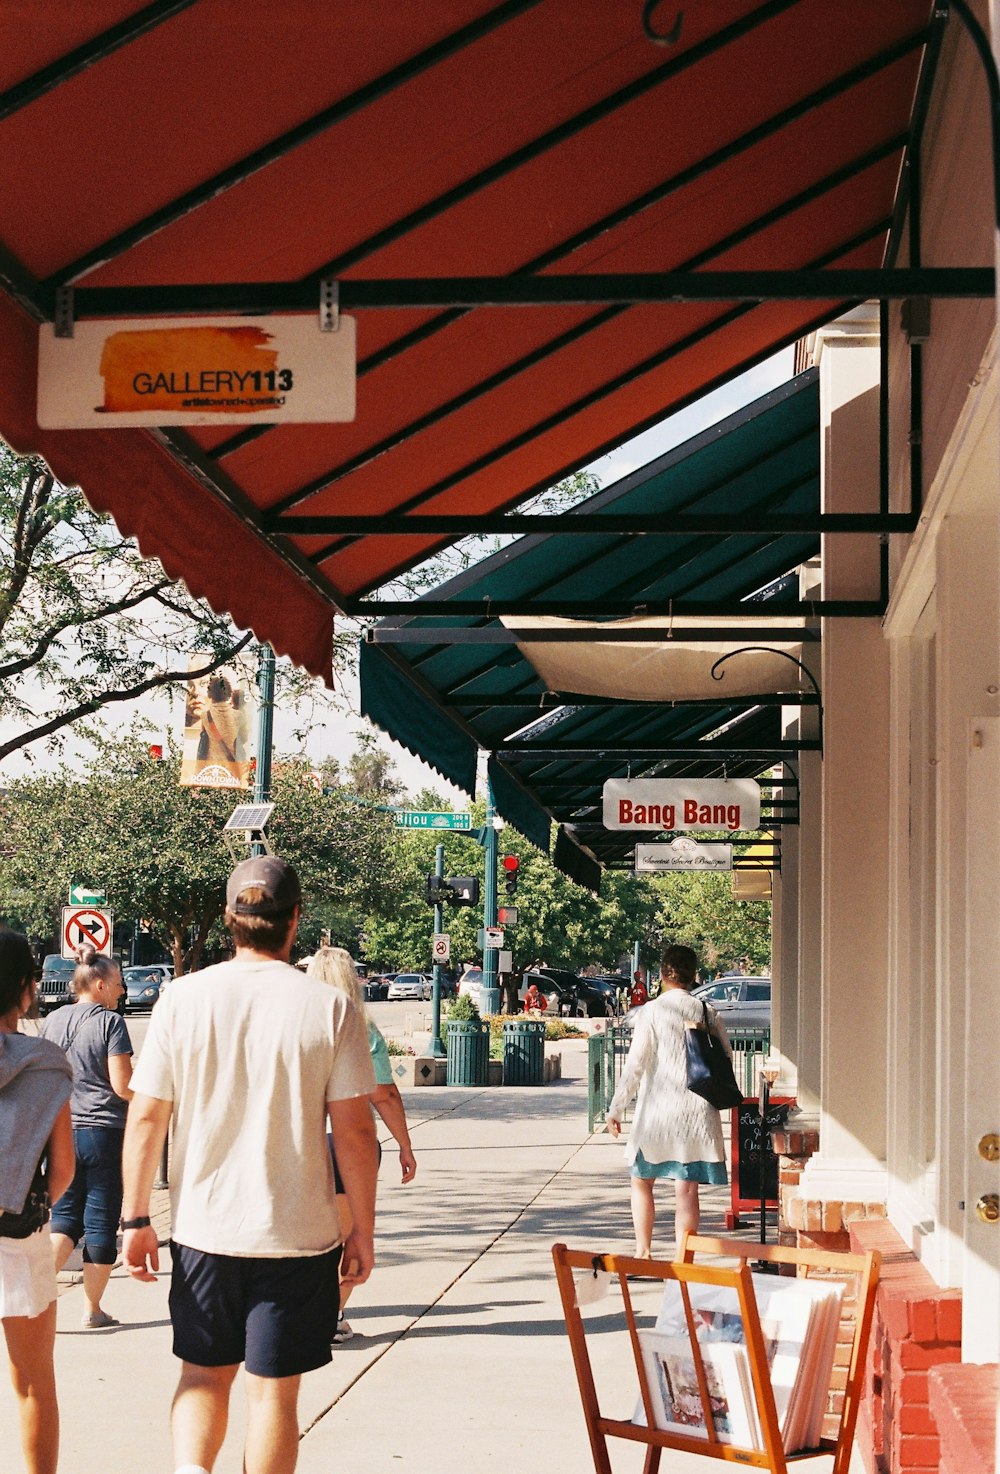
{"left": 519, "top": 967, "right": 580, "bottom": 1013}
{"left": 37, "top": 954, "right": 76, "bottom": 1015}
{"left": 123, "top": 965, "right": 168, "bottom": 1012}
{"left": 692, "top": 976, "right": 771, "bottom": 1031}
{"left": 387, "top": 972, "right": 430, "bottom": 1001}
{"left": 457, "top": 967, "right": 484, "bottom": 1008}
{"left": 570, "top": 975, "right": 622, "bottom": 1018}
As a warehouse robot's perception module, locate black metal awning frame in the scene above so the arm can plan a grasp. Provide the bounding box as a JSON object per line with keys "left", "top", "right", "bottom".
{"left": 3, "top": 2, "right": 995, "bottom": 628}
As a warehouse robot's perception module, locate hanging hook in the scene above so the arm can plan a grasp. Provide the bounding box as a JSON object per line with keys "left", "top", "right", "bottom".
{"left": 642, "top": 1, "right": 684, "bottom": 46}
{"left": 710, "top": 646, "right": 824, "bottom": 754}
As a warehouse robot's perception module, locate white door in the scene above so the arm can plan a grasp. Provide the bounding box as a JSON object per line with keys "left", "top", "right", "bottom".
{"left": 963, "top": 716, "right": 1000, "bottom": 1360}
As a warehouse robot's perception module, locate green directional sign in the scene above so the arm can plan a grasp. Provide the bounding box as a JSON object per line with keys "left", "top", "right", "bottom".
{"left": 393, "top": 810, "right": 472, "bottom": 831}
{"left": 69, "top": 884, "right": 107, "bottom": 906}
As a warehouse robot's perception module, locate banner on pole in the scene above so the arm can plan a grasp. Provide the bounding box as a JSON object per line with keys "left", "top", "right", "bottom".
{"left": 179, "top": 655, "right": 255, "bottom": 789}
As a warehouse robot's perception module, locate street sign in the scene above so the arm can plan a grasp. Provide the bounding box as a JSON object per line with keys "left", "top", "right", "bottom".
{"left": 432, "top": 932, "right": 451, "bottom": 963}
{"left": 497, "top": 905, "right": 519, "bottom": 925}
{"left": 394, "top": 810, "right": 472, "bottom": 830}
{"left": 484, "top": 926, "right": 505, "bottom": 949}
{"left": 68, "top": 884, "right": 107, "bottom": 906}
{"left": 61, "top": 906, "right": 114, "bottom": 960}
{"left": 497, "top": 949, "right": 513, "bottom": 972}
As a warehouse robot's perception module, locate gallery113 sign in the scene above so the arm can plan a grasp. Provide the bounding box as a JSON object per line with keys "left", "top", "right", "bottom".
{"left": 38, "top": 314, "right": 356, "bottom": 428}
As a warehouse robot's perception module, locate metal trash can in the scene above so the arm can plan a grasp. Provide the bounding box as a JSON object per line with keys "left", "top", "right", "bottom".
{"left": 502, "top": 1018, "right": 546, "bottom": 1086}
{"left": 446, "top": 1020, "right": 490, "bottom": 1086}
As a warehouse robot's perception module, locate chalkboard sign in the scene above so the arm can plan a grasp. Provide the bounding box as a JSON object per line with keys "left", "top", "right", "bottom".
{"left": 727, "top": 1097, "right": 793, "bottom": 1225}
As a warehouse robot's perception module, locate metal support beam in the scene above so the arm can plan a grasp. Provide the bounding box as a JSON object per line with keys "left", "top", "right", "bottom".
{"left": 62, "top": 268, "right": 993, "bottom": 320}
{"left": 0, "top": 1, "right": 198, "bottom": 123}
{"left": 348, "top": 598, "right": 880, "bottom": 618}
{"left": 364, "top": 624, "right": 820, "bottom": 645}
{"left": 496, "top": 743, "right": 820, "bottom": 758}
{"left": 272, "top": 511, "right": 913, "bottom": 536}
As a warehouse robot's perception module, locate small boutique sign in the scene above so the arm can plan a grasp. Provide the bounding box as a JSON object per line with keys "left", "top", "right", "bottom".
{"left": 37, "top": 314, "right": 356, "bottom": 428}
{"left": 603, "top": 778, "right": 760, "bottom": 833}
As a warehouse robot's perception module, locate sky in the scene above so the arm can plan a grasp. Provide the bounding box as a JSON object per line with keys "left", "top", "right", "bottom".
{"left": 0, "top": 347, "right": 793, "bottom": 799}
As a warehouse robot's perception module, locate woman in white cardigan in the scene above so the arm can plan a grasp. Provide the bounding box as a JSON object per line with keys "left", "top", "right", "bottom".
{"left": 607, "top": 944, "right": 731, "bottom": 1257}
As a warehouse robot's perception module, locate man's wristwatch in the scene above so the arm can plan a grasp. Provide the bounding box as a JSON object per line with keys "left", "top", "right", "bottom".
{"left": 120, "top": 1215, "right": 152, "bottom": 1230}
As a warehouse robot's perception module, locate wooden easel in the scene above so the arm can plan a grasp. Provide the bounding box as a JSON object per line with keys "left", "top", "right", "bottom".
{"left": 552, "top": 1234, "right": 879, "bottom": 1474}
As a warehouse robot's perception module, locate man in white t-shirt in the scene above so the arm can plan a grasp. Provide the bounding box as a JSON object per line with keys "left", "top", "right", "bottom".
{"left": 121, "top": 855, "right": 377, "bottom": 1474}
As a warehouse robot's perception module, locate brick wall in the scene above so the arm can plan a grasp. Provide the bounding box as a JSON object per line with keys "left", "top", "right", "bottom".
{"left": 849, "top": 1219, "right": 964, "bottom": 1474}
{"left": 929, "top": 1364, "right": 997, "bottom": 1474}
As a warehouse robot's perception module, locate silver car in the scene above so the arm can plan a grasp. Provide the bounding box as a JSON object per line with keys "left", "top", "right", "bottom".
{"left": 386, "top": 972, "right": 429, "bottom": 1001}
{"left": 692, "top": 976, "right": 771, "bottom": 1031}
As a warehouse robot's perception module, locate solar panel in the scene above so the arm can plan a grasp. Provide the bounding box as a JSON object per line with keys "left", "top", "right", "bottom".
{"left": 223, "top": 803, "right": 275, "bottom": 832}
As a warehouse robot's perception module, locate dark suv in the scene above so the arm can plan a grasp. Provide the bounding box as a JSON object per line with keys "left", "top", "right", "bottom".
{"left": 37, "top": 955, "right": 76, "bottom": 1015}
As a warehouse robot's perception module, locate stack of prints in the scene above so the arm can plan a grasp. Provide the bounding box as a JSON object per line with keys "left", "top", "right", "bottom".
{"left": 633, "top": 1272, "right": 845, "bottom": 1453}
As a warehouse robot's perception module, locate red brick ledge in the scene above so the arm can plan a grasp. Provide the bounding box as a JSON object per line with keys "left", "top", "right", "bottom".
{"left": 929, "top": 1364, "right": 997, "bottom": 1474}
{"left": 848, "top": 1219, "right": 964, "bottom": 1474}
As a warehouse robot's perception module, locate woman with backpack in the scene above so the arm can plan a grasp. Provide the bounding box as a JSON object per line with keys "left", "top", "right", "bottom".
{"left": 0, "top": 927, "right": 74, "bottom": 1474}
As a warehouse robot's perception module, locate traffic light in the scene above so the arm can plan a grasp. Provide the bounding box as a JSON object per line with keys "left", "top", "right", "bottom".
{"left": 502, "top": 854, "right": 519, "bottom": 897}
{"left": 424, "top": 875, "right": 481, "bottom": 907}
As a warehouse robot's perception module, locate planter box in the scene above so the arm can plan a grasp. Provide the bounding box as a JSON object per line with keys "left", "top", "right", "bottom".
{"left": 391, "top": 1055, "right": 446, "bottom": 1088}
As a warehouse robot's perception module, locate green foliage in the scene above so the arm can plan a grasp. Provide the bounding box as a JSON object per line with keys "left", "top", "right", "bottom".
{"left": 0, "top": 733, "right": 402, "bottom": 974}
{"left": 444, "top": 992, "right": 481, "bottom": 1025}
{"left": 543, "top": 1018, "right": 585, "bottom": 1040}
{"left": 650, "top": 872, "right": 771, "bottom": 974}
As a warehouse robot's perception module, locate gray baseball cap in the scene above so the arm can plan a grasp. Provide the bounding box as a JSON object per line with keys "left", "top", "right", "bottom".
{"left": 226, "top": 856, "right": 302, "bottom": 916}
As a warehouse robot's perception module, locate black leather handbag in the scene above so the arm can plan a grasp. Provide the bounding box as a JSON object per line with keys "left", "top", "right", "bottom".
{"left": 685, "top": 1001, "right": 743, "bottom": 1109}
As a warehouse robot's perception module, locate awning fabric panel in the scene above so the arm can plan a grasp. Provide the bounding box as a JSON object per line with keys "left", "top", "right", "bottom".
{"left": 359, "top": 640, "right": 478, "bottom": 795}
{"left": 0, "top": 3, "right": 926, "bottom": 673}
{"left": 501, "top": 615, "right": 808, "bottom": 701}
{"left": 0, "top": 291, "right": 335, "bottom": 680}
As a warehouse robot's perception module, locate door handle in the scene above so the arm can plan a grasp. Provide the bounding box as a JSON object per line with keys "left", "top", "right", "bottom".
{"left": 974, "top": 1193, "right": 1000, "bottom": 1224}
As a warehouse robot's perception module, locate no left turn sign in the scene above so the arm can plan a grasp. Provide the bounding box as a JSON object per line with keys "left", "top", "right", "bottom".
{"left": 61, "top": 906, "right": 114, "bottom": 960}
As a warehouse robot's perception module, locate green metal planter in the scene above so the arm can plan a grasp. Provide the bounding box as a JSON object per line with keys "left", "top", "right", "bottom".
{"left": 502, "top": 1018, "right": 546, "bottom": 1086}
{"left": 446, "top": 1019, "right": 490, "bottom": 1086}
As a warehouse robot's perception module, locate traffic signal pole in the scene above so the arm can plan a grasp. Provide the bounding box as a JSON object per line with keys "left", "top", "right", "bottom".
{"left": 481, "top": 780, "right": 500, "bottom": 1014}
{"left": 428, "top": 842, "right": 446, "bottom": 1058}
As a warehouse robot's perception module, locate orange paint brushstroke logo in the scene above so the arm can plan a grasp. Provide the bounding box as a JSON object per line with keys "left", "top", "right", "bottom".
{"left": 97, "top": 325, "right": 293, "bottom": 415}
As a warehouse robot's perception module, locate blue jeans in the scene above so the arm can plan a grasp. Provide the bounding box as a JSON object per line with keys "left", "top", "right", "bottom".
{"left": 50, "top": 1126, "right": 124, "bottom": 1265}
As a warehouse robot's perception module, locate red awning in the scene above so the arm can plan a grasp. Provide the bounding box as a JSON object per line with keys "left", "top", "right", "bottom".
{"left": 0, "top": 1, "right": 931, "bottom": 680}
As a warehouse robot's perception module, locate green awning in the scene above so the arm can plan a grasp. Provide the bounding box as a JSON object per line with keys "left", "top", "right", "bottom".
{"left": 361, "top": 370, "right": 820, "bottom": 880}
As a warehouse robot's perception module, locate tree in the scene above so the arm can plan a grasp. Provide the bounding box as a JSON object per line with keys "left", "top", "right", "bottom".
{"left": 0, "top": 448, "right": 255, "bottom": 763}
{"left": 0, "top": 447, "right": 356, "bottom": 764}
{"left": 650, "top": 872, "right": 771, "bottom": 974}
{"left": 0, "top": 734, "right": 402, "bottom": 973}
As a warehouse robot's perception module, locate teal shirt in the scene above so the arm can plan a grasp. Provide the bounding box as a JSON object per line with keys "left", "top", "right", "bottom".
{"left": 368, "top": 1021, "right": 393, "bottom": 1087}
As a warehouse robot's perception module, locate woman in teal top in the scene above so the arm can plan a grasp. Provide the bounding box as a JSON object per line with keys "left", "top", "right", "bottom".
{"left": 306, "top": 947, "right": 416, "bottom": 1341}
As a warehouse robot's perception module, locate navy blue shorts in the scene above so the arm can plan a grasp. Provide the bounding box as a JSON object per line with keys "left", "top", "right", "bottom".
{"left": 50, "top": 1126, "right": 124, "bottom": 1265}
{"left": 169, "top": 1241, "right": 343, "bottom": 1378}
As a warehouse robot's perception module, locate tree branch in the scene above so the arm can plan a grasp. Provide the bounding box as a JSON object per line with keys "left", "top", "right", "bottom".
{"left": 0, "top": 632, "right": 254, "bottom": 762}
{"left": 0, "top": 577, "right": 175, "bottom": 683}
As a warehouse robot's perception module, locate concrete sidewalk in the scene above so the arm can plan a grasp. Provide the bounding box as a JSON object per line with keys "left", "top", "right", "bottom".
{"left": 2, "top": 1042, "right": 848, "bottom": 1474}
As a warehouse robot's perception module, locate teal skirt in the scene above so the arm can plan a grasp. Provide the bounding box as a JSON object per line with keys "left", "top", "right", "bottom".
{"left": 630, "top": 1150, "right": 727, "bottom": 1185}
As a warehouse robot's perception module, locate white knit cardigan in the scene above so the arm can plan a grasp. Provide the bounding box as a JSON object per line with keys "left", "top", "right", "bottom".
{"left": 608, "top": 989, "right": 732, "bottom": 1167}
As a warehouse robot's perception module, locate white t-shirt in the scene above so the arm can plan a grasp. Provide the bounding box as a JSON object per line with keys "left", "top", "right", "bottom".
{"left": 131, "top": 957, "right": 376, "bottom": 1257}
